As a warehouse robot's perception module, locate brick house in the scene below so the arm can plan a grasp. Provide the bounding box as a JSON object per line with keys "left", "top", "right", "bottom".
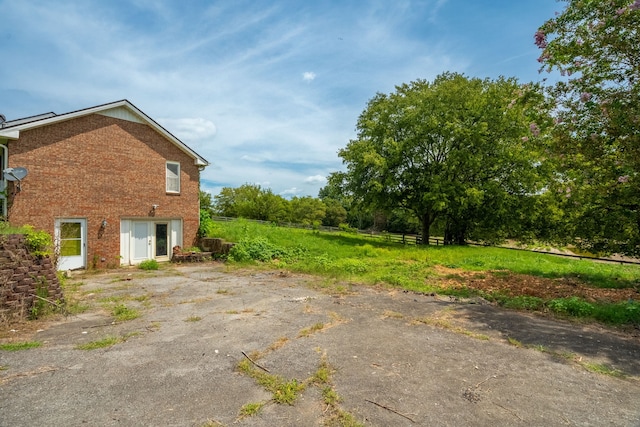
{"left": 0, "top": 100, "right": 209, "bottom": 269}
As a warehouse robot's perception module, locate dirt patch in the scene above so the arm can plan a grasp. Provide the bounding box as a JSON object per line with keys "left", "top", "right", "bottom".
{"left": 1, "top": 264, "right": 639, "bottom": 426}
{"left": 434, "top": 265, "right": 640, "bottom": 303}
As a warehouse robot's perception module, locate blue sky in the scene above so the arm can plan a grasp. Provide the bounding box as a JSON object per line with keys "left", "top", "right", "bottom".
{"left": 0, "top": 0, "right": 562, "bottom": 198}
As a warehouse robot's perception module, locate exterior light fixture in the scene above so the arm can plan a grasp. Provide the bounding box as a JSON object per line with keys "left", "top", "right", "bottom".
{"left": 101, "top": 219, "right": 108, "bottom": 228}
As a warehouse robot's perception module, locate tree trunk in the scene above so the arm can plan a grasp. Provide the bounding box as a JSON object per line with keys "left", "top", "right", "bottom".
{"left": 444, "top": 217, "right": 467, "bottom": 245}
{"left": 420, "top": 211, "right": 434, "bottom": 245}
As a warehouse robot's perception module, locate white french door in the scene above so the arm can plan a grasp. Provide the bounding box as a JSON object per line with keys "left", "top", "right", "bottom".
{"left": 128, "top": 221, "right": 171, "bottom": 264}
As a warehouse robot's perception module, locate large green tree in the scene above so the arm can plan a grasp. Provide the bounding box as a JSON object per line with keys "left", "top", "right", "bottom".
{"left": 332, "top": 72, "right": 550, "bottom": 244}
{"left": 213, "top": 184, "right": 288, "bottom": 222}
{"left": 537, "top": 0, "right": 640, "bottom": 255}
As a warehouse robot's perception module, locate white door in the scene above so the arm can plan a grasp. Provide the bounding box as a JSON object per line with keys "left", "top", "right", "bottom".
{"left": 131, "top": 222, "right": 151, "bottom": 262}
{"left": 56, "top": 219, "right": 87, "bottom": 270}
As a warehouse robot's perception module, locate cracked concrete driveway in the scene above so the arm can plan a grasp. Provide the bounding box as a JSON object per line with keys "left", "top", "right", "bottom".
{"left": 1, "top": 263, "right": 639, "bottom": 426}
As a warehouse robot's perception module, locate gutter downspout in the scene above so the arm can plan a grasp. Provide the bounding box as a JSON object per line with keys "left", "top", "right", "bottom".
{"left": 0, "top": 143, "right": 7, "bottom": 218}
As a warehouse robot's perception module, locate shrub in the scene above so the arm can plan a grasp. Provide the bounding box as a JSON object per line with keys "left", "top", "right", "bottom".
{"left": 547, "top": 297, "right": 595, "bottom": 317}
{"left": 592, "top": 301, "right": 640, "bottom": 325}
{"left": 338, "top": 223, "right": 357, "bottom": 233}
{"left": 198, "top": 209, "right": 218, "bottom": 238}
{"left": 138, "top": 259, "right": 159, "bottom": 270}
{"left": 23, "top": 225, "right": 53, "bottom": 257}
{"left": 229, "top": 237, "right": 306, "bottom": 263}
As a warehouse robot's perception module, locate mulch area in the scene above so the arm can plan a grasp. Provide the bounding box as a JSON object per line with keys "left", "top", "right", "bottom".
{"left": 434, "top": 266, "right": 640, "bottom": 303}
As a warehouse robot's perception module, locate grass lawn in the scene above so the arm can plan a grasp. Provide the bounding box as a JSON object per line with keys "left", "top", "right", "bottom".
{"left": 210, "top": 219, "right": 640, "bottom": 326}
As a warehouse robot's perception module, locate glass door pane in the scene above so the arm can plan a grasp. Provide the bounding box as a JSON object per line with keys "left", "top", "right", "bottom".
{"left": 155, "top": 223, "right": 168, "bottom": 257}
{"left": 60, "top": 222, "right": 82, "bottom": 256}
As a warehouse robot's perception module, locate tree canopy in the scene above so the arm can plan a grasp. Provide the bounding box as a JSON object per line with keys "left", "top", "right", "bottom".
{"left": 537, "top": 0, "right": 640, "bottom": 255}
{"left": 211, "top": 184, "right": 338, "bottom": 226}
{"left": 331, "top": 72, "right": 550, "bottom": 244}
{"left": 214, "top": 184, "right": 288, "bottom": 222}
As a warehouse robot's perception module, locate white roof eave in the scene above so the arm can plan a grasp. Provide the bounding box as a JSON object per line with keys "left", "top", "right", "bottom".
{"left": 0, "top": 129, "right": 20, "bottom": 140}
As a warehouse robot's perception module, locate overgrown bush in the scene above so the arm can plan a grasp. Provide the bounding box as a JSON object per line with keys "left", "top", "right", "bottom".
{"left": 23, "top": 225, "right": 53, "bottom": 257}
{"left": 198, "top": 208, "right": 218, "bottom": 238}
{"left": 229, "top": 237, "right": 306, "bottom": 263}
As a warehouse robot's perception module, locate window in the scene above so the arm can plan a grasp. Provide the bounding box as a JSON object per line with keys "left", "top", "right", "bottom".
{"left": 60, "top": 222, "right": 82, "bottom": 256}
{"left": 166, "top": 161, "right": 180, "bottom": 193}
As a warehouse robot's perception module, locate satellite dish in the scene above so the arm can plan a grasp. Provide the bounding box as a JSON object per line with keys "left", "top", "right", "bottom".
{"left": 0, "top": 114, "right": 6, "bottom": 124}
{"left": 3, "top": 167, "right": 28, "bottom": 181}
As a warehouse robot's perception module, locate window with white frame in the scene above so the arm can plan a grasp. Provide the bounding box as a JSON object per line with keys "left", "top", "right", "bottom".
{"left": 166, "top": 161, "right": 180, "bottom": 193}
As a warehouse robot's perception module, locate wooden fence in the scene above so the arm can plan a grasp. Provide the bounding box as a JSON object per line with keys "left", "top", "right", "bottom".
{"left": 210, "top": 216, "right": 444, "bottom": 246}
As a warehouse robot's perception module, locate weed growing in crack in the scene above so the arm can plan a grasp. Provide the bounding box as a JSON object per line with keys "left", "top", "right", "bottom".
{"left": 312, "top": 361, "right": 332, "bottom": 384}
{"left": 75, "top": 336, "right": 122, "bottom": 350}
{"left": 236, "top": 358, "right": 305, "bottom": 405}
{"left": 309, "top": 352, "right": 364, "bottom": 427}
{"left": 322, "top": 386, "right": 341, "bottom": 405}
{"left": 267, "top": 337, "right": 289, "bottom": 352}
{"left": 239, "top": 402, "right": 265, "bottom": 417}
{"left": 112, "top": 304, "right": 140, "bottom": 321}
{"left": 75, "top": 333, "right": 139, "bottom": 350}
{"left": 383, "top": 310, "right": 404, "bottom": 319}
{"left": 299, "top": 322, "right": 325, "bottom": 337}
{"left": 200, "top": 419, "right": 224, "bottom": 427}
{"left": 0, "top": 341, "right": 42, "bottom": 351}
{"left": 412, "top": 313, "right": 490, "bottom": 340}
{"left": 236, "top": 345, "right": 362, "bottom": 425}
{"left": 507, "top": 337, "right": 523, "bottom": 348}
{"left": 581, "top": 362, "right": 626, "bottom": 378}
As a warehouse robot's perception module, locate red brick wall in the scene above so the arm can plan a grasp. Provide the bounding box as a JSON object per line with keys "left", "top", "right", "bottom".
{"left": 6, "top": 114, "right": 201, "bottom": 268}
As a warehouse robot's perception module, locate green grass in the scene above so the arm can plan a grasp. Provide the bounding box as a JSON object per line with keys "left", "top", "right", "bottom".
{"left": 237, "top": 358, "right": 305, "bottom": 405}
{"left": 112, "top": 304, "right": 140, "bottom": 321}
{"left": 581, "top": 362, "right": 626, "bottom": 378}
{"left": 239, "top": 402, "right": 265, "bottom": 417}
{"left": 0, "top": 341, "right": 42, "bottom": 351}
{"left": 211, "top": 219, "right": 640, "bottom": 326}
{"left": 75, "top": 336, "right": 122, "bottom": 350}
{"left": 216, "top": 219, "right": 640, "bottom": 288}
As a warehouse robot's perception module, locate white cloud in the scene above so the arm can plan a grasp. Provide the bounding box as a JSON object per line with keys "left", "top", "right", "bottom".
{"left": 280, "top": 187, "right": 300, "bottom": 197}
{"left": 304, "top": 175, "right": 326, "bottom": 185}
{"left": 240, "top": 154, "right": 265, "bottom": 163}
{"left": 158, "top": 117, "right": 217, "bottom": 142}
{"left": 302, "top": 72, "right": 316, "bottom": 82}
